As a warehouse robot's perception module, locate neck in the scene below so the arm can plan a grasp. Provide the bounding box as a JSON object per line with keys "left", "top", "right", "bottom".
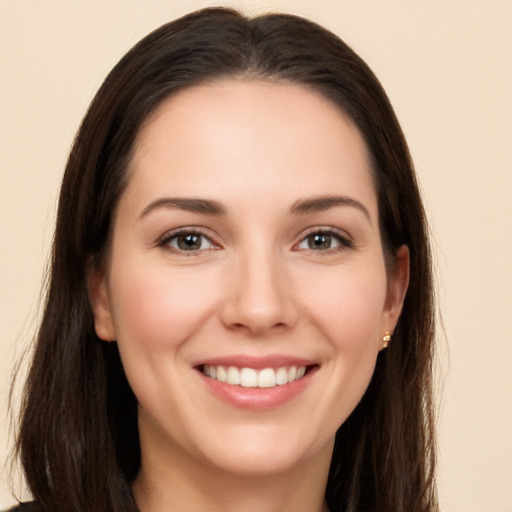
{"left": 133, "top": 436, "right": 332, "bottom": 512}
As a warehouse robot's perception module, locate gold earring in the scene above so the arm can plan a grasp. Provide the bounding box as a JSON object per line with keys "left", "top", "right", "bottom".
{"left": 382, "top": 332, "right": 391, "bottom": 348}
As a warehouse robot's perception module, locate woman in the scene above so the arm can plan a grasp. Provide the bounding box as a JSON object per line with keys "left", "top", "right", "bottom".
{"left": 9, "top": 7, "right": 437, "bottom": 512}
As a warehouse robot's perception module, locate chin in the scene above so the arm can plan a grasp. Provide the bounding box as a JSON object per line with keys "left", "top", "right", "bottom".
{"left": 207, "top": 449, "right": 307, "bottom": 477}
{"left": 196, "top": 424, "right": 332, "bottom": 477}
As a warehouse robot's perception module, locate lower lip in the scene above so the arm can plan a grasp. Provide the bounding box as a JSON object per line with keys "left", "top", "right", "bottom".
{"left": 197, "top": 367, "right": 317, "bottom": 410}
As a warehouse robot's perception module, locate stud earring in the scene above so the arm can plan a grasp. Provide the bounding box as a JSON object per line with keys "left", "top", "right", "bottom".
{"left": 382, "top": 332, "right": 391, "bottom": 348}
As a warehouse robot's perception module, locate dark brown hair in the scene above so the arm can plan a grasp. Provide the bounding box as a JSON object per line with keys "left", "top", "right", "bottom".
{"left": 14, "top": 7, "right": 437, "bottom": 512}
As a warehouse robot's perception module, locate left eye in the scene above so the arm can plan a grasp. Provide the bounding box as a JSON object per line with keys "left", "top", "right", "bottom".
{"left": 297, "top": 231, "right": 349, "bottom": 251}
{"left": 164, "top": 232, "right": 214, "bottom": 252}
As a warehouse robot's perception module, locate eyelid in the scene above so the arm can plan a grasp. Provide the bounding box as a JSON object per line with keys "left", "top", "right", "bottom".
{"left": 157, "top": 227, "right": 221, "bottom": 252}
{"left": 155, "top": 225, "right": 353, "bottom": 254}
{"left": 294, "top": 226, "right": 354, "bottom": 251}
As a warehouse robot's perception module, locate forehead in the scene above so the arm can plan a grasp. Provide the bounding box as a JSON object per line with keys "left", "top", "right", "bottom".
{"left": 126, "top": 79, "right": 377, "bottom": 216}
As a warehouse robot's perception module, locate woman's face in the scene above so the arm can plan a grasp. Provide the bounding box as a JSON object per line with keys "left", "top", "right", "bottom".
{"left": 90, "top": 80, "right": 408, "bottom": 477}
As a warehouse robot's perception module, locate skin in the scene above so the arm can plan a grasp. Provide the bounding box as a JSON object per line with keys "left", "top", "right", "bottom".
{"left": 90, "top": 79, "right": 409, "bottom": 512}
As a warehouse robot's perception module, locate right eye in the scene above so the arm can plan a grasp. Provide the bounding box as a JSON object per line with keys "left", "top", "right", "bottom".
{"left": 159, "top": 230, "right": 216, "bottom": 253}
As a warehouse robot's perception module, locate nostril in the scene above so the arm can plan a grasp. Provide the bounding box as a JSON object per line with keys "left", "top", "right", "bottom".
{"left": 227, "top": 321, "right": 289, "bottom": 335}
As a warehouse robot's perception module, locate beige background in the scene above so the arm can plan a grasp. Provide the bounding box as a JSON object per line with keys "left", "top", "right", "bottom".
{"left": 1, "top": 1, "right": 511, "bottom": 510}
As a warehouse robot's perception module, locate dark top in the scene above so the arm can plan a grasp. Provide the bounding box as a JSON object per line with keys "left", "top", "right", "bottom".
{"left": 4, "top": 503, "right": 40, "bottom": 512}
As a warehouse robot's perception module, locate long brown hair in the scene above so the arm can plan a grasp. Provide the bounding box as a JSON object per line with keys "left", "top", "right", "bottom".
{"left": 13, "top": 7, "right": 437, "bottom": 512}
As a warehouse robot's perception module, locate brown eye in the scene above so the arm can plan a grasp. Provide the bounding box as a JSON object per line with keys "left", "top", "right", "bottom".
{"left": 163, "top": 231, "right": 215, "bottom": 252}
{"left": 296, "top": 229, "right": 353, "bottom": 252}
{"left": 307, "top": 233, "right": 334, "bottom": 250}
{"left": 177, "top": 233, "right": 202, "bottom": 250}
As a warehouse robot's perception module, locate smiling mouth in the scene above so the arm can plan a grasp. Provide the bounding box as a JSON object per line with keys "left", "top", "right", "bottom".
{"left": 200, "top": 364, "right": 315, "bottom": 388}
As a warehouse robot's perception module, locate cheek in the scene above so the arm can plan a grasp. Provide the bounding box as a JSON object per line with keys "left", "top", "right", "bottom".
{"left": 313, "top": 267, "right": 387, "bottom": 416}
{"left": 302, "top": 263, "right": 388, "bottom": 351}
{"left": 287, "top": 262, "right": 389, "bottom": 440}
{"left": 108, "top": 257, "right": 221, "bottom": 351}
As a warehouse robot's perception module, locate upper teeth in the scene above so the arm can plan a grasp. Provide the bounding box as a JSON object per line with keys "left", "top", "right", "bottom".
{"left": 202, "top": 365, "right": 307, "bottom": 388}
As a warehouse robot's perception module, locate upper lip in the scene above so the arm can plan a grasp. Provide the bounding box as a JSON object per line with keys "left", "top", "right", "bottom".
{"left": 192, "top": 354, "right": 317, "bottom": 370}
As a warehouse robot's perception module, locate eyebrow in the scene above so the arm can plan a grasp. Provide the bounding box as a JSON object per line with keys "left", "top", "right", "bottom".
{"left": 139, "top": 194, "right": 371, "bottom": 223}
{"left": 139, "top": 197, "right": 226, "bottom": 218}
{"left": 290, "top": 195, "right": 372, "bottom": 223}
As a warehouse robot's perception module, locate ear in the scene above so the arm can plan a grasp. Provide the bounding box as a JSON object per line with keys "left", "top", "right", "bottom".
{"left": 88, "top": 266, "right": 116, "bottom": 342}
{"left": 382, "top": 244, "right": 410, "bottom": 337}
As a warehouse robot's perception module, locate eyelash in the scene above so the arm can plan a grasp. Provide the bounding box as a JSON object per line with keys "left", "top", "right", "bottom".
{"left": 157, "top": 228, "right": 218, "bottom": 256}
{"left": 295, "top": 227, "right": 354, "bottom": 253}
{"left": 157, "top": 227, "right": 354, "bottom": 255}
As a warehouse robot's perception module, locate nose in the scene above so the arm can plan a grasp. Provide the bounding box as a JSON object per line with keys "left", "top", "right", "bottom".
{"left": 220, "top": 248, "right": 299, "bottom": 336}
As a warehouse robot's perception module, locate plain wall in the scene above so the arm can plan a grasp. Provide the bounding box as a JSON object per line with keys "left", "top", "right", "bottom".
{"left": 1, "top": 1, "right": 511, "bottom": 510}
